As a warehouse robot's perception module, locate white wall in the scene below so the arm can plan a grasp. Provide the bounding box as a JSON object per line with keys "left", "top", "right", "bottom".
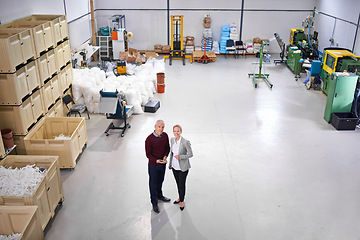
{"left": 315, "top": 0, "right": 360, "bottom": 55}
{"left": 95, "top": 0, "right": 317, "bottom": 53}
{"left": 0, "top": 0, "right": 92, "bottom": 50}
{"left": 65, "top": 0, "right": 92, "bottom": 49}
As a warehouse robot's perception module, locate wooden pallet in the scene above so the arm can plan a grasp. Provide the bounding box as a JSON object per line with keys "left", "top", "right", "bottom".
{"left": 192, "top": 51, "right": 217, "bottom": 62}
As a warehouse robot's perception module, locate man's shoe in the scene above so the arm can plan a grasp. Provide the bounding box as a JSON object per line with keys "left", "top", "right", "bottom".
{"left": 152, "top": 204, "right": 160, "bottom": 213}
{"left": 158, "top": 196, "right": 171, "bottom": 202}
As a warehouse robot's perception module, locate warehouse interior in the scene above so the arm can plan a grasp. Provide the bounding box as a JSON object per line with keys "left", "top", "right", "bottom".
{"left": 1, "top": 0, "right": 360, "bottom": 240}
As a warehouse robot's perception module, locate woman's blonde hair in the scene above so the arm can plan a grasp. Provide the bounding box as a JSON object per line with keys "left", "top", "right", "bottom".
{"left": 173, "top": 124, "right": 182, "bottom": 132}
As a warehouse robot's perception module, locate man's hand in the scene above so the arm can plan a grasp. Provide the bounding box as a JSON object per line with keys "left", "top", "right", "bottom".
{"left": 157, "top": 159, "right": 167, "bottom": 164}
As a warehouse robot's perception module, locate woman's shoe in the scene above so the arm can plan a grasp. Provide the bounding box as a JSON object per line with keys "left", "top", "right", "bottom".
{"left": 173, "top": 200, "right": 180, "bottom": 204}
{"left": 180, "top": 203, "right": 184, "bottom": 211}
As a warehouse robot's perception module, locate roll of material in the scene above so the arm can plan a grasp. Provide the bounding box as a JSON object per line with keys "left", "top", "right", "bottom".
{"left": 127, "top": 32, "right": 133, "bottom": 39}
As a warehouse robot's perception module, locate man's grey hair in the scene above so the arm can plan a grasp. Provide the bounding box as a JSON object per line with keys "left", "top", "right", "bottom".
{"left": 155, "top": 119, "right": 165, "bottom": 125}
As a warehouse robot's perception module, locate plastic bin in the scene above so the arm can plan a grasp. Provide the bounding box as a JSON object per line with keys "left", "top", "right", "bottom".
{"left": 0, "top": 155, "right": 64, "bottom": 230}
{"left": 24, "top": 117, "right": 87, "bottom": 168}
{"left": 331, "top": 112, "right": 358, "bottom": 130}
{"left": 0, "top": 206, "right": 44, "bottom": 240}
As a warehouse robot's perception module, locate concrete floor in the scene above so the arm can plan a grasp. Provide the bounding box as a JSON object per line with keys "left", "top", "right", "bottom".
{"left": 45, "top": 56, "right": 360, "bottom": 240}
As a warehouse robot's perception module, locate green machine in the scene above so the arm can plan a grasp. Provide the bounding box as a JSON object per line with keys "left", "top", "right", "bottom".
{"left": 286, "top": 9, "right": 319, "bottom": 78}
{"left": 320, "top": 49, "right": 360, "bottom": 95}
{"left": 287, "top": 46, "right": 303, "bottom": 75}
{"left": 324, "top": 73, "right": 359, "bottom": 122}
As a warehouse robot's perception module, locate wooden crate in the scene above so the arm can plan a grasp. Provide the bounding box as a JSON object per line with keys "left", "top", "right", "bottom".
{"left": 0, "top": 131, "right": 5, "bottom": 158}
{"left": 37, "top": 49, "right": 57, "bottom": 86}
{"left": 192, "top": 50, "right": 217, "bottom": 62}
{"left": 41, "top": 75, "right": 60, "bottom": 112}
{"left": 0, "top": 89, "right": 44, "bottom": 135}
{"left": 24, "top": 117, "right": 87, "bottom": 169}
{"left": 0, "top": 155, "right": 64, "bottom": 230}
{"left": 55, "top": 40, "right": 71, "bottom": 72}
{"left": 0, "top": 28, "right": 36, "bottom": 73}
{"left": 0, "top": 60, "right": 40, "bottom": 105}
{"left": 0, "top": 21, "right": 55, "bottom": 58}
{"left": 0, "top": 206, "right": 44, "bottom": 240}
{"left": 17, "top": 15, "right": 69, "bottom": 45}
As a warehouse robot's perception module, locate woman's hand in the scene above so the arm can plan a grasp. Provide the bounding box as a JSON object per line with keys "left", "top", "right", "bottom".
{"left": 174, "top": 155, "right": 180, "bottom": 160}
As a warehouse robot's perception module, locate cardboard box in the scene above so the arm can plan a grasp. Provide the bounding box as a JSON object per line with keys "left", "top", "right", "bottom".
{"left": 203, "top": 22, "right": 211, "bottom": 28}
{"left": 119, "top": 52, "right": 128, "bottom": 61}
{"left": 145, "top": 51, "right": 158, "bottom": 61}
{"left": 128, "top": 48, "right": 138, "bottom": 56}
{"left": 186, "top": 41, "right": 194, "bottom": 46}
{"left": 154, "top": 44, "right": 162, "bottom": 50}
{"left": 162, "top": 45, "right": 170, "bottom": 51}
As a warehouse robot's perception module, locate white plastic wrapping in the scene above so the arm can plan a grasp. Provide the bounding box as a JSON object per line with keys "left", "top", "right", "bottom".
{"left": 0, "top": 233, "right": 21, "bottom": 240}
{"left": 71, "top": 60, "right": 165, "bottom": 114}
{"left": 0, "top": 165, "right": 46, "bottom": 197}
{"left": 54, "top": 133, "right": 71, "bottom": 140}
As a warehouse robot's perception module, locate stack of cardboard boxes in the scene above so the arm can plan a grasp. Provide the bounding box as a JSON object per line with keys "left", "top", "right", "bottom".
{"left": 185, "top": 36, "right": 195, "bottom": 54}
{"left": 119, "top": 48, "right": 142, "bottom": 65}
{"left": 202, "top": 15, "right": 213, "bottom": 52}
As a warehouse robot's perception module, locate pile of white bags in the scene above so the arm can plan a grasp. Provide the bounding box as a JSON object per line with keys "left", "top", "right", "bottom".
{"left": 72, "top": 58, "right": 165, "bottom": 114}
{"left": 0, "top": 165, "right": 46, "bottom": 197}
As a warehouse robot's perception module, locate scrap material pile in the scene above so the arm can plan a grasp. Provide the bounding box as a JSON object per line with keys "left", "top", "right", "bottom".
{"left": 72, "top": 58, "right": 165, "bottom": 114}
{"left": 0, "top": 165, "right": 46, "bottom": 197}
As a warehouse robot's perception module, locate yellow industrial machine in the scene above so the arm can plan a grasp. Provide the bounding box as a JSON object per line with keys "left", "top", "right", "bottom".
{"left": 164, "top": 15, "right": 192, "bottom": 65}
{"left": 321, "top": 49, "right": 360, "bottom": 94}
{"left": 286, "top": 9, "right": 319, "bottom": 77}
{"left": 289, "top": 29, "right": 306, "bottom": 45}
{"left": 113, "top": 60, "right": 127, "bottom": 76}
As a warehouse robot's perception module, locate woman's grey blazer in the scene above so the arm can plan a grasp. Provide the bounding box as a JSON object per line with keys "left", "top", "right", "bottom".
{"left": 169, "top": 137, "right": 193, "bottom": 172}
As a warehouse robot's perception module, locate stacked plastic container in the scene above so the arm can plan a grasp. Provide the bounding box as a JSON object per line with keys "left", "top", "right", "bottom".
{"left": 219, "top": 25, "right": 230, "bottom": 54}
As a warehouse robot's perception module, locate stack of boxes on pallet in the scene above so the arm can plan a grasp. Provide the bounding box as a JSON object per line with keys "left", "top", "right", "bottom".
{"left": 202, "top": 15, "right": 213, "bottom": 52}
{"left": 185, "top": 36, "right": 195, "bottom": 54}
{"left": 0, "top": 15, "right": 72, "bottom": 154}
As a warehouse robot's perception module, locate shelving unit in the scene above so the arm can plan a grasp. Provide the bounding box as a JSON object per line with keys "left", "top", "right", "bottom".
{"left": 97, "top": 35, "right": 112, "bottom": 59}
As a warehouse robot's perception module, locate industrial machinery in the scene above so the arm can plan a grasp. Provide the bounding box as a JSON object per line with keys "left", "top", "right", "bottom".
{"left": 164, "top": 15, "right": 191, "bottom": 65}
{"left": 71, "top": 42, "right": 100, "bottom": 68}
{"left": 109, "top": 15, "right": 133, "bottom": 60}
{"left": 323, "top": 73, "right": 359, "bottom": 124}
{"left": 286, "top": 9, "right": 319, "bottom": 77}
{"left": 320, "top": 48, "right": 360, "bottom": 95}
{"left": 98, "top": 90, "right": 132, "bottom": 137}
{"left": 273, "top": 33, "right": 286, "bottom": 65}
{"left": 248, "top": 41, "right": 273, "bottom": 89}
{"left": 113, "top": 60, "right": 127, "bottom": 76}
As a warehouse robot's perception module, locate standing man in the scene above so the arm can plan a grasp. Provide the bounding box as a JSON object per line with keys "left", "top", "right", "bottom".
{"left": 145, "top": 120, "right": 171, "bottom": 213}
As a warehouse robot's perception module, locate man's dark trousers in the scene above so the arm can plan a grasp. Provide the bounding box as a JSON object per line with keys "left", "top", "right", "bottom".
{"left": 148, "top": 163, "right": 166, "bottom": 205}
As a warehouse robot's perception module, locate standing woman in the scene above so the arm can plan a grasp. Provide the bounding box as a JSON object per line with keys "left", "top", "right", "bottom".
{"left": 169, "top": 124, "right": 193, "bottom": 210}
